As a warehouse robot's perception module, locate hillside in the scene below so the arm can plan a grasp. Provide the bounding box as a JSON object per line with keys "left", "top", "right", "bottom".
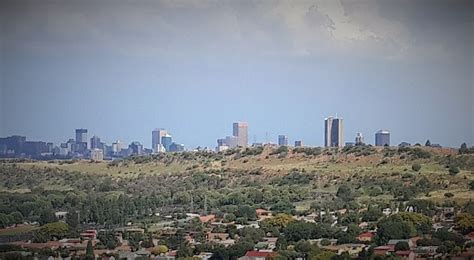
{"left": 1, "top": 145, "right": 473, "bottom": 222}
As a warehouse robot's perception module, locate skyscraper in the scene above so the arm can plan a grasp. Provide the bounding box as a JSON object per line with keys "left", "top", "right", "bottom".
{"left": 152, "top": 128, "right": 167, "bottom": 152}
{"left": 294, "top": 140, "right": 303, "bottom": 147}
{"left": 355, "top": 132, "right": 364, "bottom": 146}
{"left": 90, "top": 135, "right": 101, "bottom": 149}
{"left": 375, "top": 130, "right": 390, "bottom": 146}
{"left": 161, "top": 134, "right": 173, "bottom": 152}
{"left": 324, "top": 116, "right": 344, "bottom": 147}
{"left": 75, "top": 129, "right": 88, "bottom": 144}
{"left": 233, "top": 122, "right": 248, "bottom": 147}
{"left": 278, "top": 135, "right": 288, "bottom": 146}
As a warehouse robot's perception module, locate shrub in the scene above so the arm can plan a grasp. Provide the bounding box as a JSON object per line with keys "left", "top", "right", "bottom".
{"left": 412, "top": 163, "right": 421, "bottom": 172}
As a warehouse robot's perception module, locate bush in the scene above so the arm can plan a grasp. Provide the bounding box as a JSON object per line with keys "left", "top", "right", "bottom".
{"left": 449, "top": 165, "right": 460, "bottom": 175}
{"left": 412, "top": 163, "right": 421, "bottom": 172}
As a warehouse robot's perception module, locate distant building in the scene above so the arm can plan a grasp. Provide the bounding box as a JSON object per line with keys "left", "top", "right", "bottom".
{"left": 0, "top": 135, "right": 26, "bottom": 155}
{"left": 278, "top": 135, "right": 288, "bottom": 146}
{"left": 233, "top": 122, "right": 248, "bottom": 147}
{"left": 75, "top": 129, "right": 88, "bottom": 145}
{"left": 294, "top": 140, "right": 303, "bottom": 147}
{"left": 23, "top": 141, "right": 49, "bottom": 157}
{"left": 152, "top": 128, "right": 167, "bottom": 152}
{"left": 398, "top": 142, "right": 411, "bottom": 147}
{"left": 161, "top": 134, "right": 173, "bottom": 152}
{"left": 112, "top": 140, "right": 123, "bottom": 153}
{"left": 355, "top": 132, "right": 364, "bottom": 146}
{"left": 169, "top": 142, "right": 184, "bottom": 152}
{"left": 325, "top": 116, "right": 344, "bottom": 147}
{"left": 345, "top": 142, "right": 355, "bottom": 147}
{"left": 375, "top": 130, "right": 390, "bottom": 146}
{"left": 90, "top": 148, "right": 104, "bottom": 161}
{"left": 129, "top": 141, "right": 144, "bottom": 155}
{"left": 225, "top": 136, "right": 239, "bottom": 149}
{"left": 90, "top": 135, "right": 101, "bottom": 149}
{"left": 216, "top": 144, "right": 229, "bottom": 152}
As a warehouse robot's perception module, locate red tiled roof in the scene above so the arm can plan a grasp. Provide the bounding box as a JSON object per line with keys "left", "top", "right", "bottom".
{"left": 245, "top": 251, "right": 277, "bottom": 257}
{"left": 358, "top": 232, "right": 375, "bottom": 238}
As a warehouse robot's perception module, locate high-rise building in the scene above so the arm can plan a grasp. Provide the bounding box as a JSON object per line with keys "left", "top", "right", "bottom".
{"left": 233, "top": 122, "right": 248, "bottom": 147}
{"left": 129, "top": 141, "right": 144, "bottom": 155}
{"left": 324, "top": 116, "right": 344, "bottom": 147}
{"left": 225, "top": 136, "right": 239, "bottom": 149}
{"left": 112, "top": 140, "right": 123, "bottom": 153}
{"left": 75, "top": 129, "right": 88, "bottom": 144}
{"left": 169, "top": 142, "right": 185, "bottom": 152}
{"left": 152, "top": 128, "right": 167, "bottom": 152}
{"left": 355, "top": 132, "right": 364, "bottom": 146}
{"left": 375, "top": 130, "right": 390, "bottom": 146}
{"left": 278, "top": 135, "right": 288, "bottom": 146}
{"left": 294, "top": 140, "right": 303, "bottom": 147}
{"left": 90, "top": 135, "right": 101, "bottom": 149}
{"left": 161, "top": 134, "right": 173, "bottom": 152}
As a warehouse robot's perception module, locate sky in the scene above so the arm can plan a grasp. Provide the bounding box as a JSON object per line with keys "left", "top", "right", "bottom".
{"left": 0, "top": 0, "right": 473, "bottom": 149}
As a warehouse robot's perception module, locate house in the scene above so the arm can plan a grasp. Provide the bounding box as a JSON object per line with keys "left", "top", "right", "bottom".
{"left": 395, "top": 250, "right": 415, "bottom": 260}
{"left": 321, "top": 244, "right": 366, "bottom": 256}
{"left": 356, "top": 232, "right": 375, "bottom": 242}
{"left": 207, "top": 232, "right": 229, "bottom": 241}
{"left": 387, "top": 239, "right": 414, "bottom": 249}
{"left": 80, "top": 229, "right": 98, "bottom": 240}
{"left": 199, "top": 214, "right": 216, "bottom": 223}
{"left": 193, "top": 252, "right": 213, "bottom": 259}
{"left": 239, "top": 251, "right": 278, "bottom": 260}
{"left": 373, "top": 246, "right": 393, "bottom": 256}
{"left": 256, "top": 209, "right": 272, "bottom": 220}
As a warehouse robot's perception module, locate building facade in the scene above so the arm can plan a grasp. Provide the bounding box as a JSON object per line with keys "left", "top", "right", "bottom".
{"left": 152, "top": 128, "right": 167, "bottom": 152}
{"left": 324, "top": 116, "right": 344, "bottom": 147}
{"left": 233, "top": 122, "right": 248, "bottom": 148}
{"left": 355, "top": 132, "right": 364, "bottom": 146}
{"left": 278, "top": 135, "right": 288, "bottom": 146}
{"left": 375, "top": 130, "right": 390, "bottom": 146}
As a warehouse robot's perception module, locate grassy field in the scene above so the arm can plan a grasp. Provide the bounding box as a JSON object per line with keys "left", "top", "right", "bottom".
{"left": 0, "top": 225, "right": 37, "bottom": 237}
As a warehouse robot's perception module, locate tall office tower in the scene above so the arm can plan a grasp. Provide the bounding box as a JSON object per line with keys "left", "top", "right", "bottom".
{"left": 355, "top": 132, "right": 364, "bottom": 146}
{"left": 129, "top": 141, "right": 144, "bottom": 155}
{"left": 75, "top": 129, "right": 88, "bottom": 146}
{"left": 152, "top": 128, "right": 167, "bottom": 152}
{"left": 278, "top": 135, "right": 288, "bottom": 146}
{"left": 324, "top": 116, "right": 344, "bottom": 147}
{"left": 233, "top": 122, "right": 248, "bottom": 147}
{"left": 161, "top": 134, "right": 173, "bottom": 152}
{"left": 90, "top": 136, "right": 101, "bottom": 149}
{"left": 225, "top": 136, "right": 239, "bottom": 149}
{"left": 111, "top": 140, "right": 123, "bottom": 153}
{"left": 375, "top": 130, "right": 390, "bottom": 146}
{"left": 294, "top": 140, "right": 303, "bottom": 147}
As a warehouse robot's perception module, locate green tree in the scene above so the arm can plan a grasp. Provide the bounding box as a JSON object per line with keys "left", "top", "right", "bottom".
{"left": 394, "top": 241, "right": 410, "bottom": 251}
{"left": 336, "top": 185, "right": 354, "bottom": 201}
{"left": 86, "top": 239, "right": 94, "bottom": 260}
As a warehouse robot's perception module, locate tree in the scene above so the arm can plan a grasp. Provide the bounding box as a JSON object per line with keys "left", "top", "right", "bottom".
{"left": 66, "top": 211, "right": 79, "bottom": 229}
{"left": 176, "top": 242, "right": 193, "bottom": 258}
{"left": 411, "top": 163, "right": 421, "bottom": 172}
{"left": 456, "top": 213, "right": 474, "bottom": 234}
{"left": 376, "top": 215, "right": 415, "bottom": 245}
{"left": 449, "top": 165, "right": 460, "bottom": 175}
{"left": 39, "top": 208, "right": 57, "bottom": 225}
{"left": 85, "top": 240, "right": 94, "bottom": 260}
{"left": 98, "top": 231, "right": 119, "bottom": 249}
{"left": 37, "top": 222, "right": 70, "bottom": 241}
{"left": 264, "top": 213, "right": 295, "bottom": 230}
{"left": 394, "top": 241, "right": 410, "bottom": 251}
{"left": 151, "top": 245, "right": 169, "bottom": 255}
{"left": 425, "top": 140, "right": 431, "bottom": 147}
{"left": 336, "top": 185, "right": 354, "bottom": 201}
{"left": 276, "top": 236, "right": 288, "bottom": 250}
{"left": 469, "top": 181, "right": 474, "bottom": 191}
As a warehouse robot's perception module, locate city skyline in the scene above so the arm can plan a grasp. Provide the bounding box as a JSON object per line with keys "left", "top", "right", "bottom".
{"left": 1, "top": 0, "right": 472, "bottom": 148}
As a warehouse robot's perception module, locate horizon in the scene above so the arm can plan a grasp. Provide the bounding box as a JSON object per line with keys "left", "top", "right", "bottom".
{"left": 1, "top": 0, "right": 473, "bottom": 148}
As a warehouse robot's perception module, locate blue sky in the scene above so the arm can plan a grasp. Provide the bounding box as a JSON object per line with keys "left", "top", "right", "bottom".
{"left": 1, "top": 0, "right": 472, "bottom": 149}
